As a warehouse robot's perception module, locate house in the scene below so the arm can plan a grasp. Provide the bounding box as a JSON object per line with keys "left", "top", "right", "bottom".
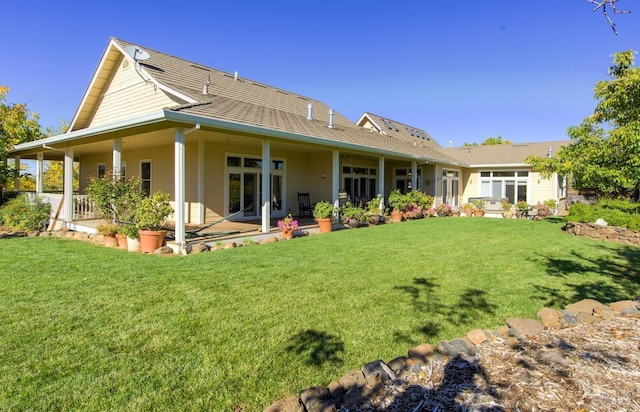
{"left": 8, "top": 38, "right": 569, "bottom": 252}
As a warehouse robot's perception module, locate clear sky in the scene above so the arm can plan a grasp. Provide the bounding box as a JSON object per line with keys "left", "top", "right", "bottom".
{"left": 1, "top": 0, "right": 638, "bottom": 146}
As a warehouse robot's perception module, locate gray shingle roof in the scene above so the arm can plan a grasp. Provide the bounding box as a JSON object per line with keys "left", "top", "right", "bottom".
{"left": 443, "top": 141, "right": 572, "bottom": 166}
{"left": 112, "top": 38, "right": 464, "bottom": 164}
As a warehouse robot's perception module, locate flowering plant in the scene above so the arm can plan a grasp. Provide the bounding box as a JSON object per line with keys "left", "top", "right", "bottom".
{"left": 435, "top": 203, "right": 453, "bottom": 217}
{"left": 277, "top": 215, "right": 299, "bottom": 232}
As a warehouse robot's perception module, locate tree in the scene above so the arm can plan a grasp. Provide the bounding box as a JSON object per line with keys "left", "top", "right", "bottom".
{"left": 588, "top": 0, "right": 631, "bottom": 35}
{"left": 463, "top": 136, "right": 512, "bottom": 146}
{"left": 0, "top": 86, "right": 44, "bottom": 200}
{"left": 527, "top": 50, "right": 640, "bottom": 200}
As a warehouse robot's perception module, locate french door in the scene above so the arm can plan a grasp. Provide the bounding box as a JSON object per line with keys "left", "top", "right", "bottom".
{"left": 226, "top": 155, "right": 284, "bottom": 219}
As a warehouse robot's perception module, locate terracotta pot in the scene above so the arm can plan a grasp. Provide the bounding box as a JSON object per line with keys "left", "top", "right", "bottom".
{"left": 281, "top": 229, "right": 294, "bottom": 239}
{"left": 502, "top": 210, "right": 513, "bottom": 219}
{"left": 537, "top": 208, "right": 550, "bottom": 218}
{"left": 115, "top": 233, "right": 128, "bottom": 250}
{"left": 103, "top": 235, "right": 119, "bottom": 248}
{"left": 316, "top": 217, "right": 333, "bottom": 233}
{"left": 473, "top": 209, "right": 485, "bottom": 217}
{"left": 138, "top": 229, "right": 166, "bottom": 253}
{"left": 391, "top": 210, "right": 403, "bottom": 222}
{"left": 464, "top": 208, "right": 473, "bottom": 217}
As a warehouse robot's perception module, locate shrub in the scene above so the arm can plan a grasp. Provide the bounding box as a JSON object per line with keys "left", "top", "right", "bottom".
{"left": 0, "top": 195, "right": 51, "bottom": 231}
{"left": 569, "top": 198, "right": 640, "bottom": 229}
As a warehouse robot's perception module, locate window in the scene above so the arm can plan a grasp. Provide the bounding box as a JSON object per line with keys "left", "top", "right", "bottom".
{"left": 140, "top": 160, "right": 151, "bottom": 196}
{"left": 394, "top": 168, "right": 421, "bottom": 193}
{"left": 343, "top": 164, "right": 377, "bottom": 202}
{"left": 479, "top": 170, "right": 528, "bottom": 203}
{"left": 97, "top": 163, "right": 106, "bottom": 179}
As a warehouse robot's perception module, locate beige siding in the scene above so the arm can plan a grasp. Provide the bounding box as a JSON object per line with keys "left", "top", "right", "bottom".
{"left": 89, "top": 60, "right": 181, "bottom": 128}
{"left": 529, "top": 171, "right": 556, "bottom": 206}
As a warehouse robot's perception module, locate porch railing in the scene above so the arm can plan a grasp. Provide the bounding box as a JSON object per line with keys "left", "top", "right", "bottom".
{"left": 26, "top": 192, "right": 99, "bottom": 221}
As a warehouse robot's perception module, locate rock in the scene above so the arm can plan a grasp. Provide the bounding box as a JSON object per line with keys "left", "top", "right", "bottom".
{"left": 566, "top": 298, "right": 604, "bottom": 316}
{"left": 407, "top": 343, "right": 434, "bottom": 364}
{"left": 264, "top": 396, "right": 302, "bottom": 412}
{"left": 506, "top": 318, "right": 543, "bottom": 338}
{"left": 298, "top": 386, "right": 336, "bottom": 412}
{"left": 542, "top": 350, "right": 568, "bottom": 366}
{"left": 435, "top": 338, "right": 477, "bottom": 358}
{"left": 326, "top": 380, "right": 344, "bottom": 402}
{"left": 260, "top": 236, "right": 279, "bottom": 245}
{"left": 362, "top": 360, "right": 396, "bottom": 385}
{"left": 496, "top": 325, "right": 510, "bottom": 338}
{"left": 223, "top": 242, "right": 236, "bottom": 249}
{"left": 466, "top": 329, "right": 489, "bottom": 345}
{"left": 594, "top": 218, "right": 608, "bottom": 226}
{"left": 39, "top": 231, "right": 51, "bottom": 237}
{"left": 537, "top": 307, "right": 562, "bottom": 329}
{"left": 386, "top": 356, "right": 409, "bottom": 373}
{"left": 154, "top": 246, "right": 174, "bottom": 254}
{"left": 609, "top": 300, "right": 638, "bottom": 313}
{"left": 338, "top": 370, "right": 367, "bottom": 391}
{"left": 621, "top": 307, "right": 640, "bottom": 318}
{"left": 190, "top": 243, "right": 210, "bottom": 253}
{"left": 559, "top": 310, "right": 579, "bottom": 326}
{"left": 27, "top": 231, "right": 40, "bottom": 237}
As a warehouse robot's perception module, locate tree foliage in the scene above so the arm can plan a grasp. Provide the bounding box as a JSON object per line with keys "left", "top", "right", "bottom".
{"left": 527, "top": 50, "right": 640, "bottom": 200}
{"left": 0, "top": 86, "right": 44, "bottom": 196}
{"left": 463, "top": 136, "right": 512, "bottom": 147}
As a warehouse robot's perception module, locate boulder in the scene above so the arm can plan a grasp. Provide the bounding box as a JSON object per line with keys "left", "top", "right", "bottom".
{"left": 506, "top": 318, "right": 543, "bottom": 338}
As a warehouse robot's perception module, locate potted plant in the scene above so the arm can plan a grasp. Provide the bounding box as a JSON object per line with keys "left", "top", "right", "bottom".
{"left": 388, "top": 189, "right": 407, "bottom": 222}
{"left": 135, "top": 191, "right": 174, "bottom": 252}
{"left": 313, "top": 201, "right": 334, "bottom": 233}
{"left": 463, "top": 202, "right": 473, "bottom": 217}
{"left": 472, "top": 199, "right": 486, "bottom": 217}
{"left": 501, "top": 200, "right": 513, "bottom": 219}
{"left": 515, "top": 200, "right": 529, "bottom": 218}
{"left": 121, "top": 223, "right": 141, "bottom": 252}
{"left": 96, "top": 223, "right": 119, "bottom": 248}
{"left": 277, "top": 214, "right": 299, "bottom": 239}
{"left": 536, "top": 202, "right": 550, "bottom": 218}
{"left": 341, "top": 202, "right": 364, "bottom": 228}
{"left": 435, "top": 203, "right": 453, "bottom": 217}
{"left": 543, "top": 199, "right": 557, "bottom": 216}
{"left": 366, "top": 195, "right": 383, "bottom": 225}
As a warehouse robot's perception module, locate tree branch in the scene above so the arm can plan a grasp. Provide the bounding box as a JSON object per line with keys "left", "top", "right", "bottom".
{"left": 588, "top": 0, "right": 631, "bottom": 35}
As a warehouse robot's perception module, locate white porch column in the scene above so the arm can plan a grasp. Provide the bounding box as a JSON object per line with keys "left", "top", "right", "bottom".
{"left": 261, "top": 139, "right": 271, "bottom": 233}
{"left": 113, "top": 137, "right": 122, "bottom": 178}
{"left": 331, "top": 149, "right": 340, "bottom": 204}
{"left": 411, "top": 161, "right": 417, "bottom": 192}
{"left": 197, "top": 139, "right": 205, "bottom": 224}
{"left": 174, "top": 129, "right": 186, "bottom": 252}
{"left": 378, "top": 155, "right": 385, "bottom": 198}
{"left": 13, "top": 156, "right": 21, "bottom": 191}
{"left": 62, "top": 148, "right": 74, "bottom": 228}
{"left": 36, "top": 152, "right": 44, "bottom": 194}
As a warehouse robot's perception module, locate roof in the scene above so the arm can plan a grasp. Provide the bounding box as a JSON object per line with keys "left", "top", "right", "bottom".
{"left": 357, "top": 112, "right": 443, "bottom": 150}
{"left": 443, "top": 141, "right": 572, "bottom": 166}
{"left": 106, "top": 38, "right": 464, "bottom": 164}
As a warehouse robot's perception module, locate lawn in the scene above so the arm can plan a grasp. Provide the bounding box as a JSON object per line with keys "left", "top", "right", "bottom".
{"left": 1, "top": 218, "right": 638, "bottom": 410}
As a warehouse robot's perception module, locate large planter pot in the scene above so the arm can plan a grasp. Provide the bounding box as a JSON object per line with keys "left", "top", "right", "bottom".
{"left": 281, "top": 229, "right": 294, "bottom": 239}
{"left": 138, "top": 229, "right": 166, "bottom": 253}
{"left": 368, "top": 214, "right": 381, "bottom": 225}
{"left": 537, "top": 208, "right": 550, "bottom": 218}
{"left": 473, "top": 209, "right": 485, "bottom": 217}
{"left": 464, "top": 208, "right": 473, "bottom": 217}
{"left": 103, "top": 235, "right": 119, "bottom": 248}
{"left": 316, "top": 217, "right": 333, "bottom": 233}
{"left": 115, "top": 233, "right": 128, "bottom": 250}
{"left": 502, "top": 210, "right": 513, "bottom": 219}
{"left": 391, "top": 210, "right": 403, "bottom": 222}
{"left": 127, "top": 237, "right": 141, "bottom": 252}
{"left": 347, "top": 218, "right": 359, "bottom": 228}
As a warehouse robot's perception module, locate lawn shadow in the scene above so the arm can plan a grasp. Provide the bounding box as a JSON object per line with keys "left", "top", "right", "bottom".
{"left": 393, "top": 278, "right": 498, "bottom": 344}
{"left": 285, "top": 329, "right": 344, "bottom": 367}
{"left": 531, "top": 243, "right": 640, "bottom": 307}
{"left": 385, "top": 356, "right": 503, "bottom": 411}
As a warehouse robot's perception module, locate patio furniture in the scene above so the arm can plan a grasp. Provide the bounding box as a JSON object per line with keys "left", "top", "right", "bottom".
{"left": 298, "top": 192, "right": 314, "bottom": 217}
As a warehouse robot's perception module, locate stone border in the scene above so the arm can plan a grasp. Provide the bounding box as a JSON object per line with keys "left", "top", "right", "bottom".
{"left": 565, "top": 221, "right": 640, "bottom": 246}
{"left": 265, "top": 298, "right": 640, "bottom": 411}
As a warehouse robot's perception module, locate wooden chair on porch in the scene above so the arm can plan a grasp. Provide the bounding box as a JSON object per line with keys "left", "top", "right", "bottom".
{"left": 298, "top": 192, "right": 314, "bottom": 217}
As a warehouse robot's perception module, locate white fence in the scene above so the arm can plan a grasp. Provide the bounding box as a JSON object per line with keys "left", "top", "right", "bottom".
{"left": 26, "top": 193, "right": 98, "bottom": 221}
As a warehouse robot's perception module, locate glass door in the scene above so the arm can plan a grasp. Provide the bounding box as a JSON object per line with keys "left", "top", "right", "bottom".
{"left": 243, "top": 173, "right": 260, "bottom": 217}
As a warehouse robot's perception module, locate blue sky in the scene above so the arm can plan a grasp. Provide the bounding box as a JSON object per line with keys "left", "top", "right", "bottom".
{"left": 1, "top": 0, "right": 638, "bottom": 146}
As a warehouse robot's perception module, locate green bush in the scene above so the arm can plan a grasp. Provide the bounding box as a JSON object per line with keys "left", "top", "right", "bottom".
{"left": 0, "top": 195, "right": 51, "bottom": 231}
{"left": 569, "top": 199, "right": 640, "bottom": 230}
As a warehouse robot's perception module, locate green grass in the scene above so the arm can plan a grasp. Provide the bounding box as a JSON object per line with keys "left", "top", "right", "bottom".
{"left": 1, "top": 218, "right": 639, "bottom": 410}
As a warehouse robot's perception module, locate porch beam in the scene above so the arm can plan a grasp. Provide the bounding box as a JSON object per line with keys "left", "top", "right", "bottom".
{"left": 197, "top": 139, "right": 205, "bottom": 224}
{"left": 13, "top": 156, "right": 20, "bottom": 191}
{"left": 63, "top": 147, "right": 74, "bottom": 228}
{"left": 378, "top": 156, "right": 385, "bottom": 198}
{"left": 331, "top": 149, "right": 340, "bottom": 206}
{"left": 112, "top": 137, "right": 122, "bottom": 178}
{"left": 36, "top": 152, "right": 44, "bottom": 194}
{"left": 174, "top": 129, "right": 186, "bottom": 253}
{"left": 261, "top": 140, "right": 271, "bottom": 234}
{"left": 411, "top": 161, "right": 417, "bottom": 192}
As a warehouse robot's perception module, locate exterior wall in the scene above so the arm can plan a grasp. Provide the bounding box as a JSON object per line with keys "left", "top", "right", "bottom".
{"left": 89, "top": 58, "right": 181, "bottom": 128}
